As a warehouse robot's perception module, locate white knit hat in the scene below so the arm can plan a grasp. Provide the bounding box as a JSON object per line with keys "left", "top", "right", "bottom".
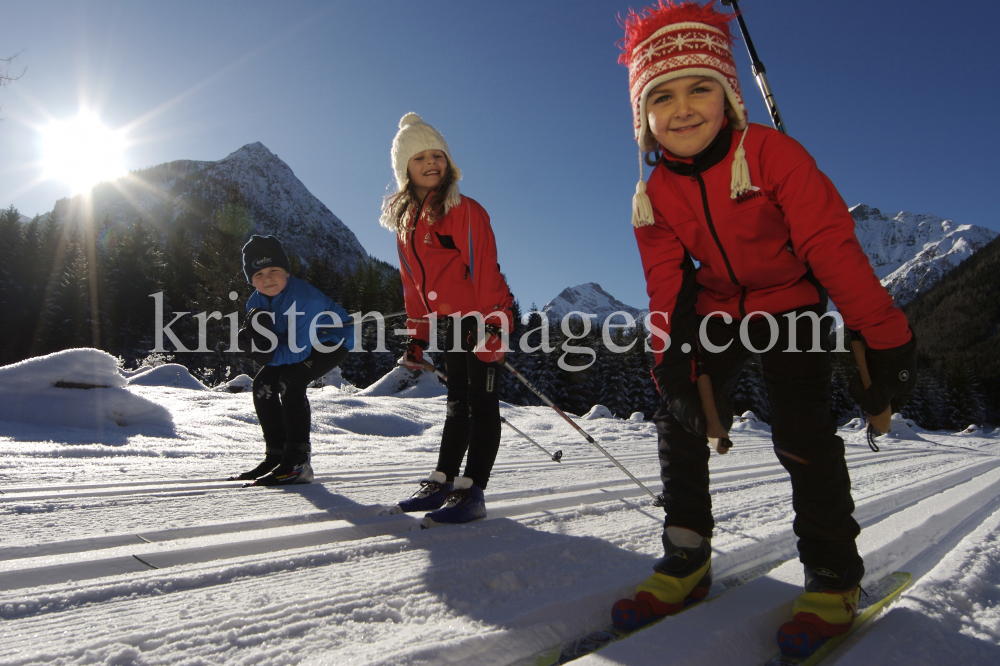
{"left": 380, "top": 113, "right": 462, "bottom": 230}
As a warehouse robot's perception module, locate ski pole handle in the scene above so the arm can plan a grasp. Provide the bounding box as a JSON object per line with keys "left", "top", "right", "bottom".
{"left": 850, "top": 338, "right": 891, "bottom": 435}
{"left": 697, "top": 374, "right": 733, "bottom": 454}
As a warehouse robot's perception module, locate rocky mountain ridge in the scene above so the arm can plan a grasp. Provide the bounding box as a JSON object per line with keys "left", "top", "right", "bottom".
{"left": 46, "top": 142, "right": 367, "bottom": 275}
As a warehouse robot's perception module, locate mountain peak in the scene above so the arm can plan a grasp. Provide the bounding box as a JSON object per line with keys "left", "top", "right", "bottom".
{"left": 541, "top": 283, "right": 646, "bottom": 325}
{"left": 848, "top": 203, "right": 997, "bottom": 304}
{"left": 56, "top": 143, "right": 367, "bottom": 275}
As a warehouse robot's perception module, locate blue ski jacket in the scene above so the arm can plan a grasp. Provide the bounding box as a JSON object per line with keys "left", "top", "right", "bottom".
{"left": 246, "top": 275, "right": 354, "bottom": 366}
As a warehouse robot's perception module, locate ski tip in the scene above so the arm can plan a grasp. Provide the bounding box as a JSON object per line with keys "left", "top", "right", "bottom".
{"left": 378, "top": 505, "right": 403, "bottom": 517}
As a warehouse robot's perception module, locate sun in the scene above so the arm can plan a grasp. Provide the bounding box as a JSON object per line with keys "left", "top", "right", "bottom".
{"left": 40, "top": 111, "right": 126, "bottom": 194}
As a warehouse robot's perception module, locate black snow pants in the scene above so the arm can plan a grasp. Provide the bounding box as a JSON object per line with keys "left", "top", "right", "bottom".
{"left": 253, "top": 345, "right": 350, "bottom": 450}
{"left": 653, "top": 305, "right": 863, "bottom": 573}
{"left": 435, "top": 316, "right": 502, "bottom": 489}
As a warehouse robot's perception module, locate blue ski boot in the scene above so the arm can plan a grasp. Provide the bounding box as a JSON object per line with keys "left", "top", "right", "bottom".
{"left": 392, "top": 471, "right": 454, "bottom": 513}
{"left": 423, "top": 477, "right": 486, "bottom": 526}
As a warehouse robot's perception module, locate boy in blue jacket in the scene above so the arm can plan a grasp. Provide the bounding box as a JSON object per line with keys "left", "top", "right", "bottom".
{"left": 230, "top": 235, "right": 354, "bottom": 486}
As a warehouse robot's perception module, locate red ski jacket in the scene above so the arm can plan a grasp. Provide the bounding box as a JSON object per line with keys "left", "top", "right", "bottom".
{"left": 397, "top": 194, "right": 513, "bottom": 329}
{"left": 636, "top": 122, "right": 912, "bottom": 368}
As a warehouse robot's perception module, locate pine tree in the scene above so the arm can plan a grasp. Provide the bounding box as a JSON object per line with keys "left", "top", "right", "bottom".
{"left": 0, "top": 205, "right": 24, "bottom": 363}
{"left": 190, "top": 184, "right": 255, "bottom": 383}
{"left": 106, "top": 218, "right": 166, "bottom": 360}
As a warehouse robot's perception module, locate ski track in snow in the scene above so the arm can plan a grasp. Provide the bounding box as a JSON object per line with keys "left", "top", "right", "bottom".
{"left": 1, "top": 383, "right": 999, "bottom": 665}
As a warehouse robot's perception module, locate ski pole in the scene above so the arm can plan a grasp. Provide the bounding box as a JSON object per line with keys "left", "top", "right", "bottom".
{"left": 352, "top": 310, "right": 406, "bottom": 323}
{"left": 721, "top": 0, "right": 787, "bottom": 135}
{"left": 419, "top": 359, "right": 563, "bottom": 463}
{"left": 721, "top": 2, "right": 890, "bottom": 447}
{"left": 502, "top": 361, "right": 663, "bottom": 505}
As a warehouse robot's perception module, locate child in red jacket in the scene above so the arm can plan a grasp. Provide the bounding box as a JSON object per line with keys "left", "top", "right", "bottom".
{"left": 611, "top": 2, "right": 917, "bottom": 656}
{"left": 380, "top": 113, "right": 514, "bottom": 526}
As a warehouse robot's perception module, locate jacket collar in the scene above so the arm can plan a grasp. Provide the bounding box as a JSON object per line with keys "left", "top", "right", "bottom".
{"left": 661, "top": 121, "right": 734, "bottom": 177}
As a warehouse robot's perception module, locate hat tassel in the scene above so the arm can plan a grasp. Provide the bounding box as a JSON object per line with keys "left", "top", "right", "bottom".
{"left": 730, "top": 126, "right": 752, "bottom": 199}
{"left": 632, "top": 150, "right": 654, "bottom": 228}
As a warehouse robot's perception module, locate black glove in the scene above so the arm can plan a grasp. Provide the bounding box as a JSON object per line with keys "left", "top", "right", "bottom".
{"left": 849, "top": 335, "right": 917, "bottom": 416}
{"left": 666, "top": 381, "right": 708, "bottom": 438}
{"left": 239, "top": 308, "right": 277, "bottom": 365}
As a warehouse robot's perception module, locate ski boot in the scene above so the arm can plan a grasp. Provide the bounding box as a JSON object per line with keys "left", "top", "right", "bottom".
{"left": 612, "top": 526, "right": 712, "bottom": 631}
{"left": 250, "top": 443, "right": 314, "bottom": 487}
{"left": 777, "top": 563, "right": 863, "bottom": 658}
{"left": 423, "top": 477, "right": 486, "bottom": 526}
{"left": 228, "top": 447, "right": 283, "bottom": 481}
{"left": 383, "top": 471, "right": 454, "bottom": 515}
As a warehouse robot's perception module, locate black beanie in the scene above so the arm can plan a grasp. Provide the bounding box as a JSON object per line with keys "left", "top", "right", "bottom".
{"left": 242, "top": 235, "right": 291, "bottom": 283}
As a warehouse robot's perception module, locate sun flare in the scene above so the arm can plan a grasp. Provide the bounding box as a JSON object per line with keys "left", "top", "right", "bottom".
{"left": 40, "top": 111, "right": 126, "bottom": 194}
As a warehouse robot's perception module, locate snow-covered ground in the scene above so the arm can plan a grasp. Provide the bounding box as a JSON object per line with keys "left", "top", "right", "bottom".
{"left": 1, "top": 351, "right": 998, "bottom": 665}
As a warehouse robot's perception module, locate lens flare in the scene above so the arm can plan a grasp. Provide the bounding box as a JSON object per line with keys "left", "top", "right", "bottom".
{"left": 40, "top": 111, "right": 126, "bottom": 194}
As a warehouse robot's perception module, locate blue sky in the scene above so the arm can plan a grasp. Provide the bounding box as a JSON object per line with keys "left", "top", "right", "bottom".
{"left": 1, "top": 0, "right": 998, "bottom": 312}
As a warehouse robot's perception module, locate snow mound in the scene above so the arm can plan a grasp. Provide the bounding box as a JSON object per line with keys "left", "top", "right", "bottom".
{"left": 219, "top": 374, "right": 253, "bottom": 393}
{"left": 120, "top": 365, "right": 154, "bottom": 379}
{"left": 127, "top": 364, "right": 208, "bottom": 390}
{"left": 358, "top": 365, "right": 446, "bottom": 398}
{"left": 0, "top": 349, "right": 172, "bottom": 431}
{"left": 316, "top": 367, "right": 355, "bottom": 392}
{"left": 731, "top": 410, "right": 771, "bottom": 433}
{"left": 0, "top": 348, "right": 127, "bottom": 390}
{"left": 582, "top": 404, "right": 613, "bottom": 420}
{"left": 629, "top": 412, "right": 645, "bottom": 421}
{"left": 882, "top": 413, "right": 925, "bottom": 441}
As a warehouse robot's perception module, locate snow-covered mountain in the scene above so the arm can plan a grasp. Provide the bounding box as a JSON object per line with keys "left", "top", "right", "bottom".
{"left": 541, "top": 207, "right": 996, "bottom": 319}
{"left": 540, "top": 282, "right": 646, "bottom": 326}
{"left": 52, "top": 142, "right": 367, "bottom": 274}
{"left": 850, "top": 204, "right": 997, "bottom": 305}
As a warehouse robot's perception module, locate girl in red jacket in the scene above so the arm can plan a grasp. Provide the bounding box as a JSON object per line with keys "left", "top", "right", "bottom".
{"left": 611, "top": 2, "right": 917, "bottom": 657}
{"left": 380, "top": 113, "right": 514, "bottom": 526}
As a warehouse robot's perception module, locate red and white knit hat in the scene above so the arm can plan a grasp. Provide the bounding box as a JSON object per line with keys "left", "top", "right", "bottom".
{"left": 619, "top": 1, "right": 752, "bottom": 226}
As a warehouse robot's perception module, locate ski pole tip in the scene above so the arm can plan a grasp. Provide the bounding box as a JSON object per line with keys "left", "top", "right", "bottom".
{"left": 552, "top": 450, "right": 563, "bottom": 462}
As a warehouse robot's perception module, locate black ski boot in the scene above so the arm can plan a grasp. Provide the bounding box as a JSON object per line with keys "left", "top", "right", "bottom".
{"left": 229, "top": 447, "right": 283, "bottom": 481}
{"left": 251, "top": 442, "right": 314, "bottom": 487}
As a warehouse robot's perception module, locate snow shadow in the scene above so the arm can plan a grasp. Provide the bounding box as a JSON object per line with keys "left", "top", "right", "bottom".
{"left": 0, "top": 412, "right": 176, "bottom": 446}
{"left": 847, "top": 606, "right": 1000, "bottom": 665}
{"left": 403, "top": 516, "right": 657, "bottom": 634}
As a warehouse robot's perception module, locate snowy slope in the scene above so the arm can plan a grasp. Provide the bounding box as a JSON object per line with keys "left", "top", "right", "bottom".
{"left": 850, "top": 204, "right": 997, "bottom": 305}
{"left": 50, "top": 143, "right": 367, "bottom": 275}
{"left": 540, "top": 283, "right": 647, "bottom": 327}
{"left": 1, "top": 351, "right": 999, "bottom": 665}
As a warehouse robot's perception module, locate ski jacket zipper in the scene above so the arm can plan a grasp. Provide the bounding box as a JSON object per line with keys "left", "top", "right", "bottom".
{"left": 407, "top": 196, "right": 432, "bottom": 313}
{"left": 693, "top": 172, "right": 747, "bottom": 319}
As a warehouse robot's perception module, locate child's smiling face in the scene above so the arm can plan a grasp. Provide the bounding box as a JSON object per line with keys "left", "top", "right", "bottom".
{"left": 407, "top": 149, "right": 448, "bottom": 200}
{"left": 645, "top": 76, "right": 727, "bottom": 158}
{"left": 251, "top": 266, "right": 289, "bottom": 297}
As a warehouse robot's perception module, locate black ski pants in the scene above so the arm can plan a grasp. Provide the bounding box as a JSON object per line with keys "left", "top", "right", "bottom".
{"left": 653, "top": 305, "right": 863, "bottom": 572}
{"left": 253, "top": 345, "right": 350, "bottom": 450}
{"left": 436, "top": 316, "right": 502, "bottom": 489}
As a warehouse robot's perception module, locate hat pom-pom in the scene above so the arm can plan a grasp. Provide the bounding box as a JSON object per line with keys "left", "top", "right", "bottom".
{"left": 399, "top": 112, "right": 423, "bottom": 128}
{"left": 632, "top": 180, "right": 654, "bottom": 228}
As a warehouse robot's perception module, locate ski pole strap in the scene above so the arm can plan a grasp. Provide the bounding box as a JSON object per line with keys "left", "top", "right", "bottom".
{"left": 503, "top": 361, "right": 661, "bottom": 503}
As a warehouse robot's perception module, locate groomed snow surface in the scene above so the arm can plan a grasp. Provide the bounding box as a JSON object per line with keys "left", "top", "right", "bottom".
{"left": 1, "top": 350, "right": 998, "bottom": 665}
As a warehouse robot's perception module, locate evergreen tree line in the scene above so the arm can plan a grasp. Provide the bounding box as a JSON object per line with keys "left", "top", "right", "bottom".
{"left": 0, "top": 198, "right": 991, "bottom": 430}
